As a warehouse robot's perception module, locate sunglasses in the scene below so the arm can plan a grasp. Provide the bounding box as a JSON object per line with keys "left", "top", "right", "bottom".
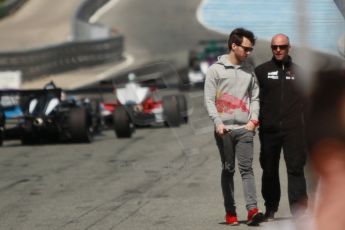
{"left": 236, "top": 43, "right": 254, "bottom": 52}
{"left": 271, "top": 44, "right": 289, "bottom": 50}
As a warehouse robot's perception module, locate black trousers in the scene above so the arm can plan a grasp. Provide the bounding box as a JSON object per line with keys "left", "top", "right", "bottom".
{"left": 259, "top": 128, "right": 308, "bottom": 214}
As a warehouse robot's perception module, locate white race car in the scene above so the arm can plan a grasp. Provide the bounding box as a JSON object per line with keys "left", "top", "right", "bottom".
{"left": 111, "top": 73, "right": 188, "bottom": 138}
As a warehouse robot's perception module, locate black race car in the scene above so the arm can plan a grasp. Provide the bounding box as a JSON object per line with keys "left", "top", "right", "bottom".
{"left": 0, "top": 84, "right": 101, "bottom": 145}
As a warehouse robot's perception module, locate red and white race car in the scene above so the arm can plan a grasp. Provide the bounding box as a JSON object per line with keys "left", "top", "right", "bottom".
{"left": 101, "top": 73, "right": 188, "bottom": 138}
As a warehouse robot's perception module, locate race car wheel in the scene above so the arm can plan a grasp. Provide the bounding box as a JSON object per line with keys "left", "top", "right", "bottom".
{"left": 68, "top": 107, "right": 93, "bottom": 143}
{"left": 21, "top": 122, "right": 39, "bottom": 145}
{"left": 176, "top": 94, "right": 188, "bottom": 123}
{"left": 21, "top": 135, "right": 37, "bottom": 145}
{"left": 163, "top": 95, "right": 181, "bottom": 127}
{"left": 89, "top": 98, "right": 103, "bottom": 133}
{"left": 0, "top": 129, "right": 3, "bottom": 146}
{"left": 0, "top": 111, "right": 5, "bottom": 128}
{"left": 178, "top": 69, "right": 190, "bottom": 90}
{"left": 0, "top": 112, "right": 4, "bottom": 146}
{"left": 113, "top": 106, "right": 132, "bottom": 138}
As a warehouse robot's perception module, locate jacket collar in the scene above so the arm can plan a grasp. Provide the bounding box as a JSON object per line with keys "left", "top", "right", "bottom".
{"left": 271, "top": 55, "right": 292, "bottom": 69}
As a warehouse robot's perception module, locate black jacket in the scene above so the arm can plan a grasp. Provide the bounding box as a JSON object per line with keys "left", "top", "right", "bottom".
{"left": 255, "top": 56, "right": 306, "bottom": 132}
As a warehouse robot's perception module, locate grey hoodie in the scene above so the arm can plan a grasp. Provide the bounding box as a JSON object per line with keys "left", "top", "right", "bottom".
{"left": 204, "top": 54, "right": 260, "bottom": 130}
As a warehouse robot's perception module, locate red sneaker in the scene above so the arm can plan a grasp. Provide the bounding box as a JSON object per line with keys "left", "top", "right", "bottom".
{"left": 247, "top": 208, "right": 264, "bottom": 226}
{"left": 225, "top": 211, "right": 239, "bottom": 225}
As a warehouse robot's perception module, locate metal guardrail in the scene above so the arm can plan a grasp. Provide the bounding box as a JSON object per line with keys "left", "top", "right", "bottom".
{"left": 0, "top": 0, "right": 124, "bottom": 81}
{"left": 0, "top": 0, "right": 27, "bottom": 19}
{"left": 0, "top": 37, "right": 124, "bottom": 78}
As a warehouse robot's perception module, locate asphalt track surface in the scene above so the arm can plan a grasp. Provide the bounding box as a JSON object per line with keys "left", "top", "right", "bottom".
{"left": 0, "top": 0, "right": 343, "bottom": 229}
{"left": 1, "top": 91, "right": 305, "bottom": 230}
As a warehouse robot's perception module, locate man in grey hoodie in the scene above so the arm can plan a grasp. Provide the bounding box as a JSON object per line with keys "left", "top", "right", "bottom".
{"left": 204, "top": 28, "right": 263, "bottom": 226}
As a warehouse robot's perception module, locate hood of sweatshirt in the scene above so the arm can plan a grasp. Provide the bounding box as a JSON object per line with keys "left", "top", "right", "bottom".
{"left": 216, "top": 54, "right": 253, "bottom": 71}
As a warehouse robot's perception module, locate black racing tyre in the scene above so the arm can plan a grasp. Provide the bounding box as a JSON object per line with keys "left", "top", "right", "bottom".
{"left": 0, "top": 111, "right": 5, "bottom": 128}
{"left": 0, "top": 111, "right": 4, "bottom": 146}
{"left": 113, "top": 106, "right": 132, "bottom": 138}
{"left": 176, "top": 94, "right": 188, "bottom": 123}
{"left": 0, "top": 129, "right": 3, "bottom": 146}
{"left": 178, "top": 68, "right": 190, "bottom": 90}
{"left": 20, "top": 122, "right": 39, "bottom": 145}
{"left": 89, "top": 98, "right": 103, "bottom": 133}
{"left": 68, "top": 107, "right": 93, "bottom": 143}
{"left": 162, "top": 95, "right": 181, "bottom": 127}
{"left": 21, "top": 135, "right": 37, "bottom": 145}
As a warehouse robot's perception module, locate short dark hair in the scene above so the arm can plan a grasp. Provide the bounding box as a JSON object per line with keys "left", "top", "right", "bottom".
{"left": 228, "top": 27, "right": 256, "bottom": 50}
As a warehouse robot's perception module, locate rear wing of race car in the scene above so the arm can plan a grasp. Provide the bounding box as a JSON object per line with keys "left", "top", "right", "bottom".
{"left": 0, "top": 88, "right": 62, "bottom": 118}
{"left": 0, "top": 88, "right": 62, "bottom": 98}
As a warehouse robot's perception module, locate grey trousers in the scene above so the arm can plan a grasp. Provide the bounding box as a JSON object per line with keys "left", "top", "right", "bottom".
{"left": 214, "top": 128, "right": 258, "bottom": 213}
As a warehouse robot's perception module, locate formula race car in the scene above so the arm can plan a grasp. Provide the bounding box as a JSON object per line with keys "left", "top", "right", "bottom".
{"left": 0, "top": 83, "right": 101, "bottom": 145}
{"left": 182, "top": 40, "right": 227, "bottom": 87}
{"left": 111, "top": 73, "right": 188, "bottom": 138}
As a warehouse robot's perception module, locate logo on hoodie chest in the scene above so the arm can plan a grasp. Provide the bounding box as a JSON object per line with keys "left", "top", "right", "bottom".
{"left": 216, "top": 92, "right": 249, "bottom": 114}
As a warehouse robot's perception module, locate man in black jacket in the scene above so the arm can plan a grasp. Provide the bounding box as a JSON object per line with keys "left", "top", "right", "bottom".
{"left": 255, "top": 34, "right": 308, "bottom": 221}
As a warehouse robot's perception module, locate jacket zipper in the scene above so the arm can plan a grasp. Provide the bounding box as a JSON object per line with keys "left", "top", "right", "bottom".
{"left": 279, "top": 64, "right": 285, "bottom": 130}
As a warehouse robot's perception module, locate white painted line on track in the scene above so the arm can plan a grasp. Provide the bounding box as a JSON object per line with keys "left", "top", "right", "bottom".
{"left": 89, "top": 0, "right": 120, "bottom": 23}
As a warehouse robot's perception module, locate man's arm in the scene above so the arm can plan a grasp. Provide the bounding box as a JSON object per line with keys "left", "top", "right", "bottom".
{"left": 204, "top": 67, "right": 224, "bottom": 133}
{"left": 246, "top": 73, "right": 260, "bottom": 130}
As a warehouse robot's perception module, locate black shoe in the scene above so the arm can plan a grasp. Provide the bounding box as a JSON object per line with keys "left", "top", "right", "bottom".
{"left": 264, "top": 210, "right": 275, "bottom": 222}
